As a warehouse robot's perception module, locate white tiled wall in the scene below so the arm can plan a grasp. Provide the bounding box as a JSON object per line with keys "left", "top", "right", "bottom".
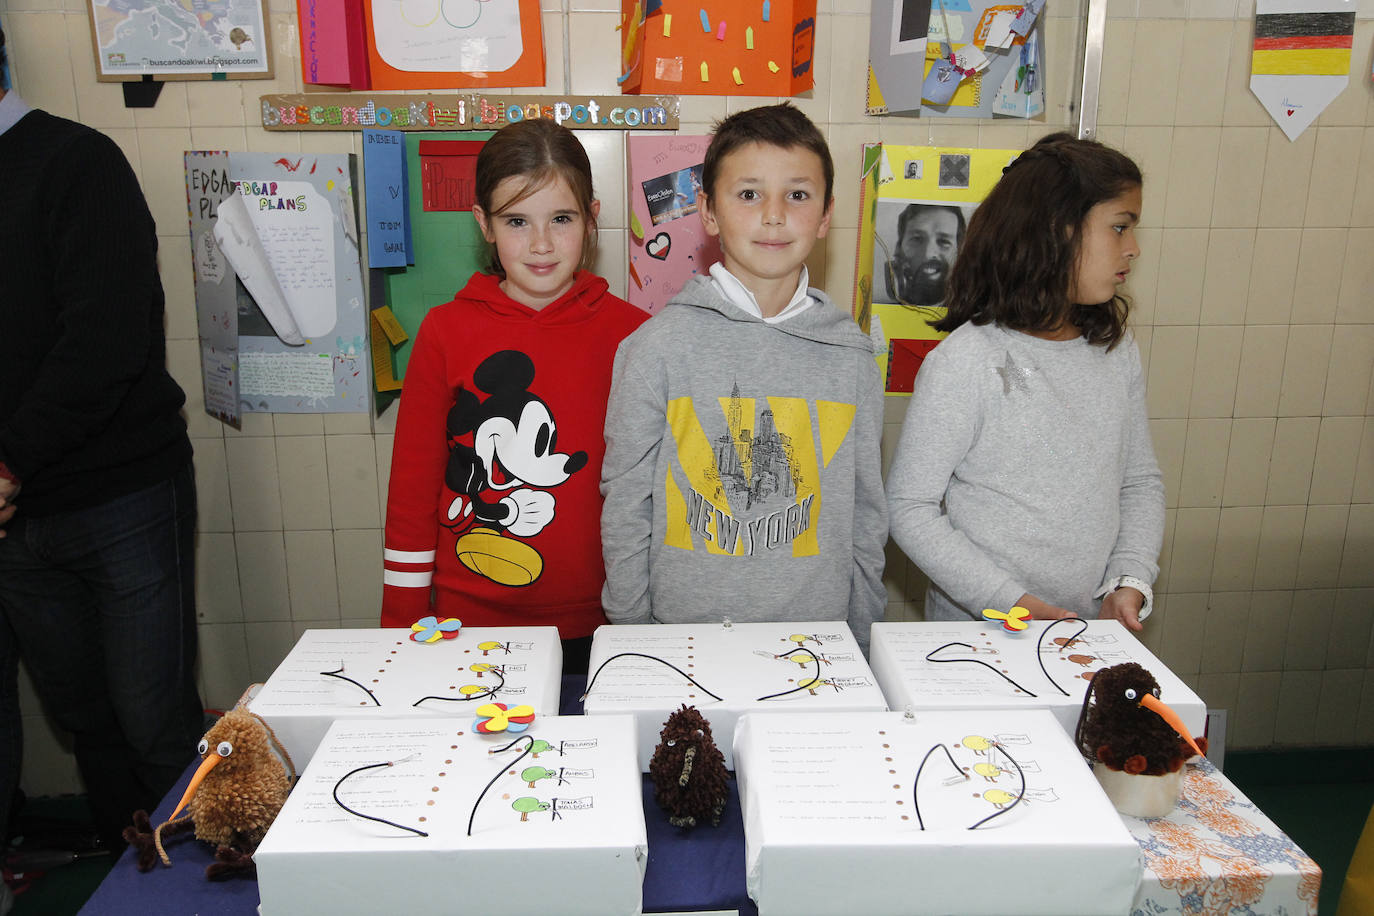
{"left": 2, "top": 0, "right": 1372, "bottom": 795}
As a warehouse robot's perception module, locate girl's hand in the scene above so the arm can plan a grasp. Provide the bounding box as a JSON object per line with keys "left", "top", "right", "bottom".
{"left": 1099, "top": 587, "right": 1146, "bottom": 632}
{"left": 1014, "top": 593, "right": 1076, "bottom": 621}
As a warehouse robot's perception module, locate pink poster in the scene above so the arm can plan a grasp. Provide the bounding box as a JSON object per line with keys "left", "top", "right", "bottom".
{"left": 298, "top": 0, "right": 352, "bottom": 86}
{"left": 626, "top": 135, "right": 722, "bottom": 315}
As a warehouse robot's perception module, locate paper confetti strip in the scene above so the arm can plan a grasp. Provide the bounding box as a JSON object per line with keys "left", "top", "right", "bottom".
{"left": 699, "top": 9, "right": 710, "bottom": 31}
{"left": 717, "top": 20, "right": 726, "bottom": 40}
{"left": 768, "top": 60, "right": 779, "bottom": 73}
{"left": 663, "top": 13, "right": 671, "bottom": 36}
{"left": 762, "top": 0, "right": 770, "bottom": 22}
{"left": 700, "top": 61, "right": 710, "bottom": 81}
{"left": 732, "top": 67, "right": 743, "bottom": 85}
{"left": 746, "top": 26, "right": 754, "bottom": 50}
{"left": 622, "top": 1, "right": 642, "bottom": 68}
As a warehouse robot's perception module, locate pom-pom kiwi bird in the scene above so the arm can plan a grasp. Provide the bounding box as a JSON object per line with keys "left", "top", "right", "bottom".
{"left": 124, "top": 707, "right": 295, "bottom": 880}
{"left": 649, "top": 705, "right": 729, "bottom": 828}
{"left": 1074, "top": 662, "right": 1206, "bottom": 777}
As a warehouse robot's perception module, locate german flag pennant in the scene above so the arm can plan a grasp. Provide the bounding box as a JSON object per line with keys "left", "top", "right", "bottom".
{"left": 1251, "top": 1, "right": 1355, "bottom": 140}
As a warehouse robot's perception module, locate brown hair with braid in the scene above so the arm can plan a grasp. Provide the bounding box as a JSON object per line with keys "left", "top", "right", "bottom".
{"left": 932, "top": 132, "right": 1142, "bottom": 349}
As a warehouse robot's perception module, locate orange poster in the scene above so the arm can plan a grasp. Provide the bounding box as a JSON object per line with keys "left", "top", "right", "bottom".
{"left": 363, "top": 0, "right": 544, "bottom": 90}
{"left": 619, "top": 0, "right": 816, "bottom": 97}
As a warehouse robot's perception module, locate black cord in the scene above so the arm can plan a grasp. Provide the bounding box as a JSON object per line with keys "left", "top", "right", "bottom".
{"left": 925, "top": 642, "right": 1038, "bottom": 697}
{"left": 1036, "top": 617, "right": 1089, "bottom": 697}
{"left": 968, "top": 742, "right": 1027, "bottom": 830}
{"left": 580, "top": 652, "right": 724, "bottom": 702}
{"left": 756, "top": 648, "right": 823, "bottom": 701}
{"left": 468, "top": 734, "right": 535, "bottom": 836}
{"left": 912, "top": 743, "right": 966, "bottom": 830}
{"left": 333, "top": 760, "right": 428, "bottom": 837}
{"left": 320, "top": 663, "right": 381, "bottom": 706}
{"left": 412, "top": 668, "right": 506, "bottom": 707}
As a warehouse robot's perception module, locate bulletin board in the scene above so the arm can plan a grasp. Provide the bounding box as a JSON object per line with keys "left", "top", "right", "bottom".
{"left": 625, "top": 134, "right": 721, "bottom": 316}
{"left": 618, "top": 0, "right": 816, "bottom": 96}
{"left": 362, "top": 0, "right": 543, "bottom": 90}
{"left": 376, "top": 130, "right": 495, "bottom": 393}
{"left": 853, "top": 142, "right": 1021, "bottom": 397}
{"left": 185, "top": 151, "right": 370, "bottom": 426}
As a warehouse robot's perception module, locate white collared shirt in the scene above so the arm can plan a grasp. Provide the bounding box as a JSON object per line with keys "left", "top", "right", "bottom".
{"left": 708, "top": 263, "right": 816, "bottom": 324}
{"left": 0, "top": 90, "right": 31, "bottom": 138}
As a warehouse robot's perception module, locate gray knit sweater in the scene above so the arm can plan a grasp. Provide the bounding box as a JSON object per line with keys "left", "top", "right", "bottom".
{"left": 886, "top": 321, "right": 1164, "bottom": 621}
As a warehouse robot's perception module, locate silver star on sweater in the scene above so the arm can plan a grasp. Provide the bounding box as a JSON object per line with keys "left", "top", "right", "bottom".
{"left": 996, "top": 351, "right": 1034, "bottom": 395}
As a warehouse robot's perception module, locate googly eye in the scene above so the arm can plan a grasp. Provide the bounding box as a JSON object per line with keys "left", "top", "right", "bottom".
{"left": 1124, "top": 688, "right": 1138, "bottom": 700}
{"left": 216, "top": 741, "right": 234, "bottom": 757}
{"left": 666, "top": 739, "right": 677, "bottom": 747}
{"left": 1152, "top": 687, "right": 1161, "bottom": 698}
{"left": 197, "top": 738, "right": 209, "bottom": 755}
{"left": 695, "top": 729, "right": 705, "bottom": 737}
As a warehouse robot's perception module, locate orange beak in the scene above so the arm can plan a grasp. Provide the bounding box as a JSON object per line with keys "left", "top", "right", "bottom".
{"left": 1139, "top": 693, "right": 1204, "bottom": 759}
{"left": 169, "top": 752, "right": 222, "bottom": 821}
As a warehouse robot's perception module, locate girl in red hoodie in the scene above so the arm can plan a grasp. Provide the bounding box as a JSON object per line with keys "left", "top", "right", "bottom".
{"left": 382, "top": 119, "right": 646, "bottom": 673}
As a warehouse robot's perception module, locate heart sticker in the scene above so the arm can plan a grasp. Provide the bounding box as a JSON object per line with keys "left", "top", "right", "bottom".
{"left": 647, "top": 232, "right": 671, "bottom": 260}
{"left": 1287, "top": 109, "right": 1295, "bottom": 116}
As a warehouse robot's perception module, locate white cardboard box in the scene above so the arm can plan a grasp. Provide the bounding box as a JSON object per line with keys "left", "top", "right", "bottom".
{"left": 734, "top": 709, "right": 1142, "bottom": 916}
{"left": 869, "top": 620, "right": 1207, "bottom": 740}
{"left": 583, "top": 621, "right": 888, "bottom": 770}
{"left": 248, "top": 627, "right": 562, "bottom": 770}
{"left": 257, "top": 714, "right": 647, "bottom": 916}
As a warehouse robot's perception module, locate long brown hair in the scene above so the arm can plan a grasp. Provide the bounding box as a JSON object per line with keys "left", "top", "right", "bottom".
{"left": 473, "top": 118, "right": 598, "bottom": 277}
{"left": 933, "top": 132, "right": 1142, "bottom": 349}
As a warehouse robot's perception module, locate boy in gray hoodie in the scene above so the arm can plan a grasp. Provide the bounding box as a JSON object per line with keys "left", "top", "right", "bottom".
{"left": 600, "top": 103, "right": 887, "bottom": 648}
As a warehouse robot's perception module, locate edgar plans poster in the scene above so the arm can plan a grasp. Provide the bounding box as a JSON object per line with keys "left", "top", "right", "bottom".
{"left": 185, "top": 151, "right": 370, "bottom": 425}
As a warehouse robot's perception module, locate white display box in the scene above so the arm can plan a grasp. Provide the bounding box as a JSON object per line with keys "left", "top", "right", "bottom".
{"left": 869, "top": 620, "right": 1207, "bottom": 740}
{"left": 257, "top": 715, "right": 647, "bottom": 916}
{"left": 734, "top": 709, "right": 1142, "bottom": 916}
{"left": 583, "top": 622, "right": 888, "bottom": 769}
{"left": 248, "top": 627, "right": 562, "bottom": 769}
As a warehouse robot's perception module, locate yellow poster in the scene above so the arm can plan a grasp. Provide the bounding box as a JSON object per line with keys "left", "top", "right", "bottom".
{"left": 852, "top": 143, "right": 1019, "bottom": 396}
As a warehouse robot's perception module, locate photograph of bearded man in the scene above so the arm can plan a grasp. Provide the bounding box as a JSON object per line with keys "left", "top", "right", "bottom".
{"left": 887, "top": 203, "right": 965, "bottom": 307}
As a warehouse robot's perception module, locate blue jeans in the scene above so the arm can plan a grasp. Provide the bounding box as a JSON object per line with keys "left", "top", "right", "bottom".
{"left": 0, "top": 464, "right": 202, "bottom": 848}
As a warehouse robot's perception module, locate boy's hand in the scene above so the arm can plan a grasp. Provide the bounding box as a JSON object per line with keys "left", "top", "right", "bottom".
{"left": 1099, "top": 586, "right": 1145, "bottom": 631}
{"left": 0, "top": 477, "right": 17, "bottom": 538}
{"left": 1014, "top": 593, "right": 1076, "bottom": 621}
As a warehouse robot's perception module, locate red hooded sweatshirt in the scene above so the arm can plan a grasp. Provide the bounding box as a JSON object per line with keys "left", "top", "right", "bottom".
{"left": 382, "top": 270, "right": 647, "bottom": 636}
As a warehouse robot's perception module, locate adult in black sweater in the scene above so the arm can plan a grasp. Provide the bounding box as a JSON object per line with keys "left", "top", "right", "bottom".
{"left": 0, "top": 27, "right": 203, "bottom": 854}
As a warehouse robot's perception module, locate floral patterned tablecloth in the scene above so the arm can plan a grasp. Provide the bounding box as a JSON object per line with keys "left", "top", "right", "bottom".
{"left": 1125, "top": 757, "right": 1321, "bottom": 916}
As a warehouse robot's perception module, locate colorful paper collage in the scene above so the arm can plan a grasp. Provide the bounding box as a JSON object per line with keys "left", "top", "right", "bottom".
{"left": 866, "top": 0, "right": 931, "bottom": 115}
{"left": 619, "top": 0, "right": 816, "bottom": 96}
{"left": 376, "top": 131, "right": 493, "bottom": 397}
{"left": 362, "top": 0, "right": 543, "bottom": 90}
{"left": 869, "top": 0, "right": 1044, "bottom": 119}
{"left": 852, "top": 142, "right": 1020, "bottom": 395}
{"left": 626, "top": 134, "right": 722, "bottom": 315}
{"left": 1249, "top": 0, "right": 1355, "bottom": 141}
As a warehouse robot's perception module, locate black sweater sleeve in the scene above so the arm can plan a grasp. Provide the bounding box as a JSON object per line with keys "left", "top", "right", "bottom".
{"left": 0, "top": 111, "right": 189, "bottom": 513}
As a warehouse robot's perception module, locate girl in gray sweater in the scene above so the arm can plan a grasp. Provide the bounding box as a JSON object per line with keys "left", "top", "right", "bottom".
{"left": 887, "top": 133, "right": 1164, "bottom": 632}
